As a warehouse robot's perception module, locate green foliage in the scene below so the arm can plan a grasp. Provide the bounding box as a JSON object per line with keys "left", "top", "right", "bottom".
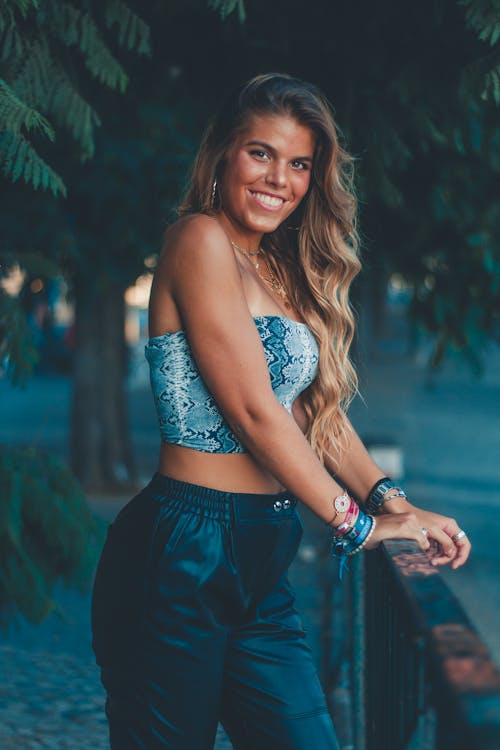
{"left": 104, "top": 0, "right": 151, "bottom": 55}
{"left": 0, "top": 445, "right": 105, "bottom": 624}
{"left": 0, "top": 287, "right": 38, "bottom": 384}
{"left": 0, "top": 130, "right": 66, "bottom": 194}
{"left": 0, "top": 0, "right": 151, "bottom": 195}
{"left": 208, "top": 0, "right": 246, "bottom": 21}
{"left": 460, "top": 0, "right": 500, "bottom": 102}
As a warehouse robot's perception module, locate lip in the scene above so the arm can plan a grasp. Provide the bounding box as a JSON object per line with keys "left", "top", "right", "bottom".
{"left": 248, "top": 189, "right": 288, "bottom": 212}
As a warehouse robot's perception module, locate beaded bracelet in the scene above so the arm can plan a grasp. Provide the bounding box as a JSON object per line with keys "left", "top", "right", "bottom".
{"left": 333, "top": 511, "right": 372, "bottom": 553}
{"left": 330, "top": 509, "right": 375, "bottom": 579}
{"left": 346, "top": 516, "right": 376, "bottom": 556}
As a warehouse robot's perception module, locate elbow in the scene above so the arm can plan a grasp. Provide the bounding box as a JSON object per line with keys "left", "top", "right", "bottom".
{"left": 226, "top": 395, "right": 282, "bottom": 445}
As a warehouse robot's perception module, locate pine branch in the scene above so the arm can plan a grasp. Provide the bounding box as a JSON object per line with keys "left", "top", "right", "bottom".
{"left": 49, "top": 2, "right": 129, "bottom": 92}
{"left": 0, "top": 5, "right": 24, "bottom": 57}
{"left": 1, "top": 0, "right": 150, "bottom": 194}
{"left": 0, "top": 130, "right": 67, "bottom": 196}
{"left": 460, "top": 0, "right": 500, "bottom": 45}
{"left": 208, "top": 0, "right": 246, "bottom": 22}
{"left": 483, "top": 60, "right": 500, "bottom": 102}
{"left": 46, "top": 65, "right": 101, "bottom": 160}
{"left": 0, "top": 0, "right": 38, "bottom": 26}
{"left": 0, "top": 77, "right": 54, "bottom": 139}
{"left": 459, "top": 0, "right": 500, "bottom": 102}
{"left": 8, "top": 36, "right": 53, "bottom": 112}
{"left": 104, "top": 0, "right": 151, "bottom": 56}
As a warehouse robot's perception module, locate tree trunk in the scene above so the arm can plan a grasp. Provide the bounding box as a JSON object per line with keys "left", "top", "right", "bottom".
{"left": 71, "top": 277, "right": 137, "bottom": 492}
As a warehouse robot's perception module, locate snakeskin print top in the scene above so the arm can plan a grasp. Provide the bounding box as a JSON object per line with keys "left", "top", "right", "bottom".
{"left": 144, "top": 314, "right": 319, "bottom": 453}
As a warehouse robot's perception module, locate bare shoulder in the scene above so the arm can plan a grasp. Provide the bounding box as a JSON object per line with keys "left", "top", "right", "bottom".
{"left": 159, "top": 213, "right": 233, "bottom": 275}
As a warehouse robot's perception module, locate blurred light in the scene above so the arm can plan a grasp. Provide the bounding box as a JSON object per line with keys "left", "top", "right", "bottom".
{"left": 30, "top": 278, "right": 44, "bottom": 293}
{"left": 125, "top": 273, "right": 153, "bottom": 309}
{"left": 144, "top": 255, "right": 157, "bottom": 269}
{"left": 0, "top": 264, "right": 25, "bottom": 296}
{"left": 424, "top": 274, "right": 435, "bottom": 290}
{"left": 389, "top": 273, "right": 411, "bottom": 292}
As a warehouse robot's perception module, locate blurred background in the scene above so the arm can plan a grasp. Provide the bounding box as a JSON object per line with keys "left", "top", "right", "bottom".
{"left": 0, "top": 1, "right": 499, "bottom": 748}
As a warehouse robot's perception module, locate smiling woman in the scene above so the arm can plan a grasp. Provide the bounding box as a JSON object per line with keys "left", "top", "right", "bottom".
{"left": 91, "top": 73, "right": 471, "bottom": 750}
{"left": 215, "top": 115, "right": 315, "bottom": 242}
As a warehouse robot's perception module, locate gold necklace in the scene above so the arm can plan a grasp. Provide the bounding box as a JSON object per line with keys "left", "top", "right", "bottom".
{"left": 230, "top": 241, "right": 291, "bottom": 309}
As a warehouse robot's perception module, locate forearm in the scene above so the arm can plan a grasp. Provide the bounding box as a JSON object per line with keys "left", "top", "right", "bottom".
{"left": 326, "top": 417, "right": 416, "bottom": 513}
{"left": 232, "top": 403, "right": 346, "bottom": 523}
{"left": 327, "top": 418, "right": 386, "bottom": 502}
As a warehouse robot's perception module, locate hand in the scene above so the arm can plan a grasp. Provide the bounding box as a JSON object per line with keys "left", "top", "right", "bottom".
{"left": 364, "top": 511, "right": 433, "bottom": 553}
{"left": 379, "top": 498, "right": 471, "bottom": 570}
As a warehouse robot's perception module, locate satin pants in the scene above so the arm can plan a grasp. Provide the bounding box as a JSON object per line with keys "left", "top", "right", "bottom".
{"left": 91, "top": 473, "right": 339, "bottom": 749}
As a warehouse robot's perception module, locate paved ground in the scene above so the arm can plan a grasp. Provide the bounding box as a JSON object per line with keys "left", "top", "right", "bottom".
{"left": 1, "top": 326, "right": 499, "bottom": 748}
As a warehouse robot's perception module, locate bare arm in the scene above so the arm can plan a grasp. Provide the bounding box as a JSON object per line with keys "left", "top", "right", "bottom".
{"left": 163, "top": 215, "right": 432, "bottom": 553}
{"left": 323, "top": 414, "right": 471, "bottom": 569}
{"left": 167, "top": 215, "right": 346, "bottom": 523}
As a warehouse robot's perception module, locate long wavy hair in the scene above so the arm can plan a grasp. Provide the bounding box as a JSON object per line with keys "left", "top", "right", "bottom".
{"left": 179, "top": 73, "right": 361, "bottom": 469}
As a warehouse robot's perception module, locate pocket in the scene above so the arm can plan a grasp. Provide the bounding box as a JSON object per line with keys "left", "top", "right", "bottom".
{"left": 235, "top": 512, "right": 303, "bottom": 604}
{"left": 150, "top": 506, "right": 193, "bottom": 567}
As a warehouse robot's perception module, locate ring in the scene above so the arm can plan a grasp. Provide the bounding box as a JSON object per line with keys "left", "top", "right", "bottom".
{"left": 421, "top": 528, "right": 428, "bottom": 537}
{"left": 452, "top": 530, "right": 467, "bottom": 542}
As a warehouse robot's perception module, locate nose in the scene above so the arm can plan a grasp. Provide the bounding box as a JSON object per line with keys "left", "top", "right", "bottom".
{"left": 265, "top": 160, "right": 287, "bottom": 188}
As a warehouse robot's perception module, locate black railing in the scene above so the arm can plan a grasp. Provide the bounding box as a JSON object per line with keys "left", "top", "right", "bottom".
{"left": 348, "top": 540, "right": 500, "bottom": 750}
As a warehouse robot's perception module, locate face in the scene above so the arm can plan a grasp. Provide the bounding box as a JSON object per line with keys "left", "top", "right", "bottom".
{"left": 217, "top": 113, "right": 315, "bottom": 249}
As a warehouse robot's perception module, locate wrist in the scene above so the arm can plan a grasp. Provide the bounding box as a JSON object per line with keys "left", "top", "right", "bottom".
{"left": 364, "top": 477, "right": 409, "bottom": 515}
{"left": 380, "top": 496, "right": 414, "bottom": 514}
{"left": 325, "top": 491, "right": 357, "bottom": 529}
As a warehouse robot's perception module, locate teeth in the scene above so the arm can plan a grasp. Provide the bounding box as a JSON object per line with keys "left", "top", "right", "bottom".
{"left": 253, "top": 192, "right": 284, "bottom": 207}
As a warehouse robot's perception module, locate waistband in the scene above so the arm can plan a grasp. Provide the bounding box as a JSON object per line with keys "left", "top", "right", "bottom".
{"left": 147, "top": 472, "right": 298, "bottom": 522}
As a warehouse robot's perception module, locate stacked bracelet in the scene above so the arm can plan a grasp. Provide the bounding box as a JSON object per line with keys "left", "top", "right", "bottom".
{"left": 365, "top": 477, "right": 408, "bottom": 515}
{"left": 329, "top": 504, "right": 376, "bottom": 579}
{"left": 332, "top": 497, "right": 359, "bottom": 537}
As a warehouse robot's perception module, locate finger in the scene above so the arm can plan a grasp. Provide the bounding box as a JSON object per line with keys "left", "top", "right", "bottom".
{"left": 414, "top": 526, "right": 431, "bottom": 552}
{"left": 427, "top": 528, "right": 458, "bottom": 566}
{"left": 451, "top": 537, "right": 472, "bottom": 569}
{"left": 440, "top": 520, "right": 471, "bottom": 569}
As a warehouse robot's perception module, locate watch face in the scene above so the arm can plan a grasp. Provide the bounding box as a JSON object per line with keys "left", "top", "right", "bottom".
{"left": 334, "top": 493, "right": 350, "bottom": 513}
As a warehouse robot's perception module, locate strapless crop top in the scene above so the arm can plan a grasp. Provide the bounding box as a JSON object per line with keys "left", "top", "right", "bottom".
{"left": 144, "top": 315, "right": 319, "bottom": 454}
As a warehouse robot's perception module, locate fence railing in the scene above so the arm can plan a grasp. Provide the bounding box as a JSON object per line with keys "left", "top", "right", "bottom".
{"left": 348, "top": 540, "right": 500, "bottom": 750}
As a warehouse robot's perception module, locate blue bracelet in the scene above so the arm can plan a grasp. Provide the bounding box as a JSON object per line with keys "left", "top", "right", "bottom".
{"left": 331, "top": 510, "right": 375, "bottom": 579}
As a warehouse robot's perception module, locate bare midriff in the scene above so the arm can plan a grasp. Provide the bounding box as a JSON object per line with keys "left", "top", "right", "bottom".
{"left": 158, "top": 442, "right": 286, "bottom": 494}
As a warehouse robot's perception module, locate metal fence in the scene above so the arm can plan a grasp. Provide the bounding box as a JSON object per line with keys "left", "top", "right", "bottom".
{"left": 348, "top": 540, "right": 500, "bottom": 750}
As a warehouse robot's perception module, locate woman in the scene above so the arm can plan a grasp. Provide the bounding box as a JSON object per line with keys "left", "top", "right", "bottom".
{"left": 91, "top": 73, "right": 471, "bottom": 750}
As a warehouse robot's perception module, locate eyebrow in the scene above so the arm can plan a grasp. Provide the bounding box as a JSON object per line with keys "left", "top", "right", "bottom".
{"left": 243, "top": 139, "right": 313, "bottom": 163}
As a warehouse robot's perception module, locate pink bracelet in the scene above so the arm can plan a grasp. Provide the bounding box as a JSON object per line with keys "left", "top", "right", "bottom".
{"left": 332, "top": 496, "right": 359, "bottom": 536}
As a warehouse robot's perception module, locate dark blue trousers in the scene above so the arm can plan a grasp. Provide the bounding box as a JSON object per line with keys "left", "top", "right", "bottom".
{"left": 91, "top": 473, "right": 339, "bottom": 749}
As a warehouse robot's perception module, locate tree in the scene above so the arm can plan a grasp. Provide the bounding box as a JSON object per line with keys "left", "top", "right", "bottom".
{"left": 0, "top": 0, "right": 151, "bottom": 382}
{"left": 2, "top": 0, "right": 499, "bottom": 495}
{"left": 0, "top": 0, "right": 150, "bottom": 620}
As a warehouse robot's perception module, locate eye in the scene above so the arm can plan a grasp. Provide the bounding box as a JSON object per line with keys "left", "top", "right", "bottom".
{"left": 249, "top": 149, "right": 270, "bottom": 161}
{"left": 291, "top": 160, "right": 309, "bottom": 171}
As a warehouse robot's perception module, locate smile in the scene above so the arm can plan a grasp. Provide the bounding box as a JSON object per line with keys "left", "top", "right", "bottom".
{"left": 249, "top": 191, "right": 286, "bottom": 210}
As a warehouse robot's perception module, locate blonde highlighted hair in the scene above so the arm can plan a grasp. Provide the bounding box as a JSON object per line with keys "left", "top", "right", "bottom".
{"left": 179, "top": 73, "right": 361, "bottom": 469}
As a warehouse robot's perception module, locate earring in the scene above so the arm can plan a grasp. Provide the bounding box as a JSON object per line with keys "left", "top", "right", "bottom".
{"left": 210, "top": 178, "right": 217, "bottom": 210}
